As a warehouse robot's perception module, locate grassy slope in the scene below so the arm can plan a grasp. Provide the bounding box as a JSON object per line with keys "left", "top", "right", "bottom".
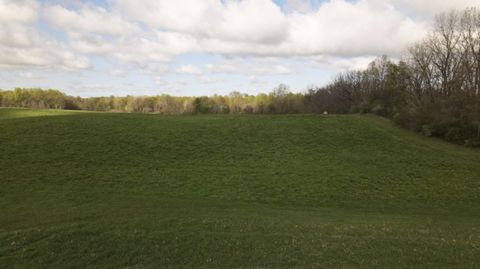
{"left": 1, "top": 108, "right": 479, "bottom": 268}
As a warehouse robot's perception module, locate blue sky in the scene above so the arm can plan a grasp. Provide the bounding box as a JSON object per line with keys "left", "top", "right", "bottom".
{"left": 0, "top": 0, "right": 476, "bottom": 97}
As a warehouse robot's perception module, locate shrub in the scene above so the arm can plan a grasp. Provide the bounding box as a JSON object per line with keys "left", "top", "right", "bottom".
{"left": 371, "top": 104, "right": 385, "bottom": 116}
{"left": 465, "top": 138, "right": 480, "bottom": 148}
{"left": 392, "top": 111, "right": 409, "bottom": 127}
{"left": 444, "top": 127, "right": 464, "bottom": 144}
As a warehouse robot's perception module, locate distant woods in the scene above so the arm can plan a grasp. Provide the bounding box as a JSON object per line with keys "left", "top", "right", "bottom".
{"left": 0, "top": 86, "right": 304, "bottom": 114}
{"left": 1, "top": 8, "right": 479, "bottom": 147}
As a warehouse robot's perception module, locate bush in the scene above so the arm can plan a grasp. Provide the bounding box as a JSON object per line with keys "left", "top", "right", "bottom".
{"left": 421, "top": 125, "right": 433, "bottom": 137}
{"left": 371, "top": 104, "right": 385, "bottom": 116}
{"left": 444, "top": 127, "right": 464, "bottom": 144}
{"left": 465, "top": 138, "right": 480, "bottom": 148}
{"left": 392, "top": 111, "right": 409, "bottom": 127}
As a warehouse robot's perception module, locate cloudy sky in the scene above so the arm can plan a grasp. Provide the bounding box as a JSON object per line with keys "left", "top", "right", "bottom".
{"left": 0, "top": 0, "right": 478, "bottom": 97}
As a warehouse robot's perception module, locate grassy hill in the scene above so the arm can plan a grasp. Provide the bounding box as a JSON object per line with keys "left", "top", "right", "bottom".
{"left": 1, "top": 108, "right": 480, "bottom": 268}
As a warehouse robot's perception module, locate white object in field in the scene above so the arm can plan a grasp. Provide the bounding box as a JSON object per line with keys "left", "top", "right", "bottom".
{"left": 323, "top": 111, "right": 328, "bottom": 115}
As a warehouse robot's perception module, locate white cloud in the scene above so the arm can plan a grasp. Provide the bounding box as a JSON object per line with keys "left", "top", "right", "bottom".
{"left": 312, "top": 55, "right": 377, "bottom": 71}
{"left": 2, "top": 0, "right": 470, "bottom": 71}
{"left": 0, "top": 32, "right": 90, "bottom": 70}
{"left": 206, "top": 57, "right": 292, "bottom": 76}
{"left": 0, "top": 0, "right": 38, "bottom": 24}
{"left": 44, "top": 4, "right": 137, "bottom": 36}
{"left": 114, "top": 0, "right": 288, "bottom": 44}
{"left": 4, "top": 0, "right": 434, "bottom": 72}
{"left": 111, "top": 31, "right": 198, "bottom": 65}
{"left": 19, "top": 71, "right": 40, "bottom": 79}
{"left": 136, "top": 62, "right": 170, "bottom": 77}
{"left": 282, "top": 0, "right": 426, "bottom": 57}
{"left": 249, "top": 75, "right": 268, "bottom": 86}
{"left": 198, "top": 76, "right": 224, "bottom": 84}
{"left": 391, "top": 0, "right": 480, "bottom": 18}
{"left": 109, "top": 69, "right": 125, "bottom": 77}
{"left": 285, "top": 0, "right": 314, "bottom": 13}
{"left": 177, "top": 65, "right": 203, "bottom": 75}
{"left": 0, "top": 23, "right": 35, "bottom": 48}
{"left": 69, "top": 34, "right": 115, "bottom": 54}
{"left": 0, "top": 0, "right": 90, "bottom": 70}
{"left": 105, "top": 0, "right": 428, "bottom": 61}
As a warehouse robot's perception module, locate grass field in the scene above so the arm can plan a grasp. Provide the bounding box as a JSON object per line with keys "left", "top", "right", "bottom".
{"left": 1, "top": 108, "right": 480, "bottom": 268}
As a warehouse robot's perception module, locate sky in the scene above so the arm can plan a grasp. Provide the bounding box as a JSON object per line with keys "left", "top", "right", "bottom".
{"left": 0, "top": 0, "right": 479, "bottom": 97}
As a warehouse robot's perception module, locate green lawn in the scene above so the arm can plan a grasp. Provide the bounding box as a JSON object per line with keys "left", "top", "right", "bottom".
{"left": 1, "top": 108, "right": 480, "bottom": 268}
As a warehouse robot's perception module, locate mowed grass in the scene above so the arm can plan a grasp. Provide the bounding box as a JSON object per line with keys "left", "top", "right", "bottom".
{"left": 1, "top": 108, "right": 480, "bottom": 268}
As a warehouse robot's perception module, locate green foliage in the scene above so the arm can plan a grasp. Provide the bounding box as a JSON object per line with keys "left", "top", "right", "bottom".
{"left": 466, "top": 138, "right": 480, "bottom": 148}
{"left": 1, "top": 109, "right": 480, "bottom": 267}
{"left": 0, "top": 88, "right": 67, "bottom": 109}
{"left": 0, "top": 87, "right": 306, "bottom": 115}
{"left": 421, "top": 124, "right": 435, "bottom": 137}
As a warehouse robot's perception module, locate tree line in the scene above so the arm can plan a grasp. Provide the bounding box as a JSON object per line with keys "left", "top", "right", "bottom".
{"left": 0, "top": 86, "right": 304, "bottom": 114}
{"left": 1, "top": 8, "right": 479, "bottom": 147}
